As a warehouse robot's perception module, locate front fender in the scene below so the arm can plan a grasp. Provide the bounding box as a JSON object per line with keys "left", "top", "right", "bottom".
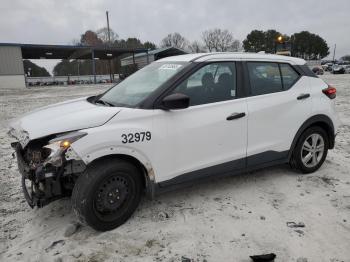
{"left": 69, "top": 108, "right": 157, "bottom": 190}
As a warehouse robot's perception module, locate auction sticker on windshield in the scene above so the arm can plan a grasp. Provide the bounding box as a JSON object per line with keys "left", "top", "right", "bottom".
{"left": 159, "top": 64, "right": 183, "bottom": 70}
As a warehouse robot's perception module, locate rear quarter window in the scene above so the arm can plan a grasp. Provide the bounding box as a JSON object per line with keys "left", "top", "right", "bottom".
{"left": 280, "top": 63, "right": 300, "bottom": 90}
{"left": 298, "top": 65, "right": 318, "bottom": 78}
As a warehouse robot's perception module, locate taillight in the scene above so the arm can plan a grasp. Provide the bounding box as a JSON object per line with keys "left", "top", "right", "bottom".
{"left": 322, "top": 85, "right": 336, "bottom": 99}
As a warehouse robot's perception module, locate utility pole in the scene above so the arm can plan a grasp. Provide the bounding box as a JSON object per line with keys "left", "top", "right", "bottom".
{"left": 106, "top": 11, "right": 113, "bottom": 82}
{"left": 332, "top": 44, "right": 336, "bottom": 63}
{"left": 106, "top": 11, "right": 111, "bottom": 43}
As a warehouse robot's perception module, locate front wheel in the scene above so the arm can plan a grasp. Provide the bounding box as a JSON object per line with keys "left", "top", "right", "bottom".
{"left": 72, "top": 159, "right": 142, "bottom": 231}
{"left": 290, "top": 126, "right": 329, "bottom": 174}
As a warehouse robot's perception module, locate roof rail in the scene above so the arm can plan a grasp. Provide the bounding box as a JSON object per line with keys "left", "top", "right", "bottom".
{"left": 189, "top": 53, "right": 220, "bottom": 62}
{"left": 189, "top": 52, "right": 248, "bottom": 62}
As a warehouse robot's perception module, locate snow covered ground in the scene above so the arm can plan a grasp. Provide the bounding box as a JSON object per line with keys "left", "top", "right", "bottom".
{"left": 0, "top": 75, "right": 349, "bottom": 262}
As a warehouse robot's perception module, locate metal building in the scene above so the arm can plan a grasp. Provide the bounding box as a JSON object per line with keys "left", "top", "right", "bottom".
{"left": 0, "top": 43, "right": 147, "bottom": 89}
{"left": 0, "top": 45, "right": 25, "bottom": 89}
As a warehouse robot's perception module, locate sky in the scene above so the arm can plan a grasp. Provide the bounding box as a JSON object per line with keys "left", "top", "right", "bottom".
{"left": 1, "top": 0, "right": 349, "bottom": 74}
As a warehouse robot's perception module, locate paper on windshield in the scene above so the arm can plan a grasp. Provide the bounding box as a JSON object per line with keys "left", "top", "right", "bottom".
{"left": 158, "top": 64, "right": 183, "bottom": 70}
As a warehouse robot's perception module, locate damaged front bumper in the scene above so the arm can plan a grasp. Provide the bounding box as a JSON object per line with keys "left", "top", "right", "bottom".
{"left": 12, "top": 142, "right": 86, "bottom": 208}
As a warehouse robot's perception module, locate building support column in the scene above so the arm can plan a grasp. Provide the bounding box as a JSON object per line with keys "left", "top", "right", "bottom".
{"left": 92, "top": 49, "right": 96, "bottom": 84}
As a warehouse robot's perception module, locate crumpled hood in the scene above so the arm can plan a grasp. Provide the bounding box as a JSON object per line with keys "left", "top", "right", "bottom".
{"left": 9, "top": 97, "right": 122, "bottom": 142}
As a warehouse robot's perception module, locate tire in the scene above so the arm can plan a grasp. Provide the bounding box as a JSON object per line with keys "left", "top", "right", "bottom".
{"left": 72, "top": 158, "right": 142, "bottom": 231}
{"left": 290, "top": 126, "right": 329, "bottom": 174}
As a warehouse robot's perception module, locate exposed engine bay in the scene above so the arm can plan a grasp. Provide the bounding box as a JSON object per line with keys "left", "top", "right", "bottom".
{"left": 10, "top": 131, "right": 86, "bottom": 208}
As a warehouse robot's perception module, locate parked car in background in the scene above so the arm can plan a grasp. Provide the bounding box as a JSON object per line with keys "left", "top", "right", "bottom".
{"left": 323, "top": 63, "right": 333, "bottom": 72}
{"left": 344, "top": 65, "right": 350, "bottom": 74}
{"left": 321, "top": 60, "right": 334, "bottom": 66}
{"left": 312, "top": 66, "right": 324, "bottom": 75}
{"left": 332, "top": 64, "right": 345, "bottom": 74}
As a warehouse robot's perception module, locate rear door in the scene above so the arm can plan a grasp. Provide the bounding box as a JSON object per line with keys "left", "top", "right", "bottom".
{"left": 244, "top": 61, "right": 312, "bottom": 167}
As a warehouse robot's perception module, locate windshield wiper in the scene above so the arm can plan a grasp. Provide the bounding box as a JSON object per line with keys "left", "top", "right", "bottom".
{"left": 95, "top": 99, "right": 115, "bottom": 107}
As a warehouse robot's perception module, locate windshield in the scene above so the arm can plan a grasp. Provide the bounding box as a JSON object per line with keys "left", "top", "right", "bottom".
{"left": 100, "top": 61, "right": 188, "bottom": 107}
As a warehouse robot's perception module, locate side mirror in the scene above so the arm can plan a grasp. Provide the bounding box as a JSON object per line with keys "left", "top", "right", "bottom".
{"left": 161, "top": 93, "right": 190, "bottom": 110}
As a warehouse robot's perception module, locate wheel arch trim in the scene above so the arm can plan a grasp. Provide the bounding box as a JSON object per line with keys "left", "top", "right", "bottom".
{"left": 79, "top": 146, "right": 156, "bottom": 199}
{"left": 288, "top": 114, "right": 335, "bottom": 160}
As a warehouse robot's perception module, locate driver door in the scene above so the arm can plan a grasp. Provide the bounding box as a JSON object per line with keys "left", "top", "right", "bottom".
{"left": 152, "top": 62, "right": 248, "bottom": 184}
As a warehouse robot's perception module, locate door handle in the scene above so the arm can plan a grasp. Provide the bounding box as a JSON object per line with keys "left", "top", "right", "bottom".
{"left": 297, "top": 93, "right": 310, "bottom": 100}
{"left": 226, "top": 112, "right": 246, "bottom": 121}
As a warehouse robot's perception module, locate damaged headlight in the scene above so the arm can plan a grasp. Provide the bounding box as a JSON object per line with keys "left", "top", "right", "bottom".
{"left": 43, "top": 131, "right": 87, "bottom": 167}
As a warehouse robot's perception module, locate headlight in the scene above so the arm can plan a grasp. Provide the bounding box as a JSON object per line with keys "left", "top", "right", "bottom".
{"left": 43, "top": 131, "right": 87, "bottom": 167}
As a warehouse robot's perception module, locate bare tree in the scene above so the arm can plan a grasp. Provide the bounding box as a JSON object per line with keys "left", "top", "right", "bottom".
{"left": 202, "top": 28, "right": 240, "bottom": 52}
{"left": 217, "top": 29, "right": 234, "bottom": 51}
{"left": 160, "top": 32, "right": 188, "bottom": 49}
{"left": 71, "top": 38, "right": 82, "bottom": 46}
{"left": 231, "top": 39, "right": 241, "bottom": 52}
{"left": 202, "top": 29, "right": 217, "bottom": 52}
{"left": 188, "top": 41, "right": 205, "bottom": 53}
{"left": 80, "top": 30, "right": 103, "bottom": 46}
{"left": 96, "top": 27, "right": 118, "bottom": 44}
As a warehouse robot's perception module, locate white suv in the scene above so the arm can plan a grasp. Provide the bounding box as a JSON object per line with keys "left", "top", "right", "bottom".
{"left": 9, "top": 53, "right": 339, "bottom": 231}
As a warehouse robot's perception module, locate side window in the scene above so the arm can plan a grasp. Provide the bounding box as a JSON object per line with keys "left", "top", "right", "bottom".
{"left": 247, "top": 62, "right": 282, "bottom": 96}
{"left": 280, "top": 63, "right": 300, "bottom": 89}
{"left": 186, "top": 63, "right": 217, "bottom": 88}
{"left": 173, "top": 62, "right": 236, "bottom": 106}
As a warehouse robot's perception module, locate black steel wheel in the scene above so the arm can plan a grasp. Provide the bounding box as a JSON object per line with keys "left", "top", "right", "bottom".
{"left": 93, "top": 174, "right": 132, "bottom": 221}
{"left": 72, "top": 158, "right": 142, "bottom": 231}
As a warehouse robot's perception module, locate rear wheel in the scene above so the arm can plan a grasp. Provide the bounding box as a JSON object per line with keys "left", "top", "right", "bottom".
{"left": 72, "top": 159, "right": 142, "bottom": 231}
{"left": 290, "top": 126, "right": 329, "bottom": 174}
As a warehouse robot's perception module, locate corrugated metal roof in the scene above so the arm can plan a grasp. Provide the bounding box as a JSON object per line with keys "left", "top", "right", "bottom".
{"left": 0, "top": 43, "right": 148, "bottom": 60}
